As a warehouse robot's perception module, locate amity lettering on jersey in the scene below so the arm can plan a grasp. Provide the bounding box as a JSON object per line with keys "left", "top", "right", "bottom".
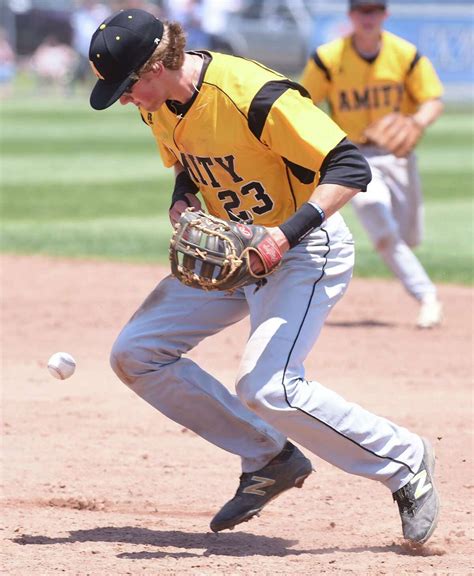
{"left": 139, "top": 51, "right": 345, "bottom": 227}
{"left": 300, "top": 31, "right": 443, "bottom": 144}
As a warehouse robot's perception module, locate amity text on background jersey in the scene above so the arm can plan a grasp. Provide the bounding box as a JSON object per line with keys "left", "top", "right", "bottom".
{"left": 301, "top": 31, "right": 443, "bottom": 144}
{"left": 139, "top": 51, "right": 346, "bottom": 227}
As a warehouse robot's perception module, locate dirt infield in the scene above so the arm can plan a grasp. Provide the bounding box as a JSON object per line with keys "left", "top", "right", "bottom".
{"left": 2, "top": 254, "right": 472, "bottom": 576}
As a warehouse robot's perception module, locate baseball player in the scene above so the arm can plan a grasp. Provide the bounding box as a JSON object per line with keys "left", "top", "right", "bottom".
{"left": 301, "top": 0, "right": 444, "bottom": 328}
{"left": 88, "top": 8, "right": 439, "bottom": 543}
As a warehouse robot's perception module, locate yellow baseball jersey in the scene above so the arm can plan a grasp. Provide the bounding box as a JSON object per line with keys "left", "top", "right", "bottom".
{"left": 300, "top": 31, "right": 443, "bottom": 144}
{"left": 140, "top": 51, "right": 346, "bottom": 226}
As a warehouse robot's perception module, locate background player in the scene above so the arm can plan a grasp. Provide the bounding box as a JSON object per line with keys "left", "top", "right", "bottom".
{"left": 301, "top": 0, "right": 444, "bottom": 328}
{"left": 88, "top": 8, "right": 439, "bottom": 543}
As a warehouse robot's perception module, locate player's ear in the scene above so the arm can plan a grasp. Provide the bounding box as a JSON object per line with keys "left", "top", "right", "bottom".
{"left": 150, "top": 62, "right": 164, "bottom": 77}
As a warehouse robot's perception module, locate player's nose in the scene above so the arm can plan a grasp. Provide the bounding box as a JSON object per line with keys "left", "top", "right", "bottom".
{"left": 119, "top": 93, "right": 134, "bottom": 105}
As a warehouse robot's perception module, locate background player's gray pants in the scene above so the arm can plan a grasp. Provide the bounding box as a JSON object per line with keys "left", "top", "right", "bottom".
{"left": 352, "top": 148, "right": 436, "bottom": 301}
{"left": 111, "top": 213, "right": 422, "bottom": 493}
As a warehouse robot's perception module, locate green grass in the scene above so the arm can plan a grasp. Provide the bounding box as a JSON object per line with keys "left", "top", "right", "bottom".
{"left": 1, "top": 95, "right": 176, "bottom": 260}
{"left": 341, "top": 199, "right": 473, "bottom": 284}
{"left": 1, "top": 95, "right": 473, "bottom": 283}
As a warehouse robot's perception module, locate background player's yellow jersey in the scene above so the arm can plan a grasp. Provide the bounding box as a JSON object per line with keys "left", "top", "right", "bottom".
{"left": 140, "top": 51, "right": 345, "bottom": 226}
{"left": 300, "top": 31, "right": 443, "bottom": 144}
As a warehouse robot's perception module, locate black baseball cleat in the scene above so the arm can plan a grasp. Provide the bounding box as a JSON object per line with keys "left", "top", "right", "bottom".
{"left": 210, "top": 441, "right": 313, "bottom": 533}
{"left": 392, "top": 437, "right": 440, "bottom": 544}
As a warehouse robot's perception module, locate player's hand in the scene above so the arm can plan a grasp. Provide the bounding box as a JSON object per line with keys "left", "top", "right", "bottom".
{"left": 248, "top": 226, "right": 289, "bottom": 274}
{"left": 169, "top": 193, "right": 202, "bottom": 226}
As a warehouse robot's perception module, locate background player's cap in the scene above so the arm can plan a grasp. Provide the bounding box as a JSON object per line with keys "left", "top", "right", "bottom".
{"left": 350, "top": 0, "right": 387, "bottom": 8}
{"left": 88, "top": 9, "right": 164, "bottom": 110}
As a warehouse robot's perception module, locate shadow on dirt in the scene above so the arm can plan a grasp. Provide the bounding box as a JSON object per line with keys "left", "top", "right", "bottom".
{"left": 326, "top": 320, "right": 394, "bottom": 328}
{"left": 12, "top": 527, "right": 443, "bottom": 559}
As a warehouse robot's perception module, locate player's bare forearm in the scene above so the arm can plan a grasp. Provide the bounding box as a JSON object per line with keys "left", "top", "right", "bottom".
{"left": 309, "top": 183, "right": 361, "bottom": 219}
{"left": 412, "top": 98, "right": 444, "bottom": 129}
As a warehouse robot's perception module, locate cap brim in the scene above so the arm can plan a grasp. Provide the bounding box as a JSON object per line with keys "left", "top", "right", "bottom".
{"left": 90, "top": 75, "right": 135, "bottom": 111}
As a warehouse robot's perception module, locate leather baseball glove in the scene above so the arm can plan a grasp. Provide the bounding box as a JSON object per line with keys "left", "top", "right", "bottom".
{"left": 363, "top": 113, "right": 424, "bottom": 157}
{"left": 169, "top": 209, "right": 282, "bottom": 292}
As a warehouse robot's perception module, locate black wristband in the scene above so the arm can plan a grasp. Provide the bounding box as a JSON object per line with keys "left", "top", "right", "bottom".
{"left": 279, "top": 202, "right": 326, "bottom": 248}
{"left": 170, "top": 171, "right": 199, "bottom": 209}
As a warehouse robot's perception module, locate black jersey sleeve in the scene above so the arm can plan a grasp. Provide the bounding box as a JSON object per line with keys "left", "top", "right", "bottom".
{"left": 318, "top": 138, "right": 371, "bottom": 191}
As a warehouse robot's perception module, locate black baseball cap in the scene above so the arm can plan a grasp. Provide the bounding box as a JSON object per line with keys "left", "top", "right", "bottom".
{"left": 89, "top": 9, "right": 164, "bottom": 110}
{"left": 350, "top": 0, "right": 387, "bottom": 8}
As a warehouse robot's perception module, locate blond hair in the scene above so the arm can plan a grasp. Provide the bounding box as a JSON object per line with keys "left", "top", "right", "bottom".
{"left": 137, "top": 21, "right": 186, "bottom": 75}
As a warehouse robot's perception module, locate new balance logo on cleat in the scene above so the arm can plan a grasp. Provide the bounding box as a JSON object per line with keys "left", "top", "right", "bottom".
{"left": 210, "top": 441, "right": 313, "bottom": 532}
{"left": 393, "top": 438, "right": 440, "bottom": 544}
{"left": 409, "top": 469, "right": 432, "bottom": 500}
{"left": 243, "top": 475, "right": 276, "bottom": 496}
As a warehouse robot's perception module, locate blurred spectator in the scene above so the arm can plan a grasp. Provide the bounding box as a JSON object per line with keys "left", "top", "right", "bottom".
{"left": 31, "top": 35, "right": 77, "bottom": 94}
{"left": 0, "top": 27, "right": 15, "bottom": 98}
{"left": 70, "top": 0, "right": 111, "bottom": 88}
{"left": 183, "top": 1, "right": 210, "bottom": 49}
{"left": 111, "top": 1, "right": 164, "bottom": 16}
{"left": 162, "top": 0, "right": 210, "bottom": 49}
{"left": 200, "top": 0, "right": 241, "bottom": 49}
{"left": 163, "top": 0, "right": 191, "bottom": 22}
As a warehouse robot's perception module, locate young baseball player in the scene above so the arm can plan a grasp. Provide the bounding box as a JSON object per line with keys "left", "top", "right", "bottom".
{"left": 88, "top": 8, "right": 440, "bottom": 543}
{"left": 301, "top": 0, "right": 444, "bottom": 329}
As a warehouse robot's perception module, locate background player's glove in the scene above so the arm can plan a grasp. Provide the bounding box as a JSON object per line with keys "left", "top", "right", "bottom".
{"left": 363, "top": 112, "right": 424, "bottom": 158}
{"left": 169, "top": 209, "right": 282, "bottom": 292}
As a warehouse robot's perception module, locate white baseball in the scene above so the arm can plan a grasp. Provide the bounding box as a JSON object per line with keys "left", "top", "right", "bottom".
{"left": 47, "top": 352, "right": 76, "bottom": 380}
